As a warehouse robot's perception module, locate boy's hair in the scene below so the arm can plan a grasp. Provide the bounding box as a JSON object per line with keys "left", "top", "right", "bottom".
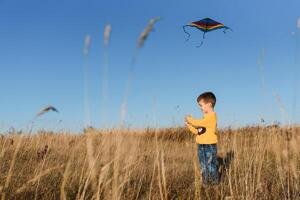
{"left": 197, "top": 92, "right": 216, "bottom": 107}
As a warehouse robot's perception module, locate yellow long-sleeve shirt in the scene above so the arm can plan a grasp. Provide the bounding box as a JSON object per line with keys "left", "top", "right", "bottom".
{"left": 186, "top": 112, "right": 217, "bottom": 144}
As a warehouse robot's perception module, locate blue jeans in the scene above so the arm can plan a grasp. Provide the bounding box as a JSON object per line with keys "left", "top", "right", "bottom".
{"left": 198, "top": 144, "right": 219, "bottom": 184}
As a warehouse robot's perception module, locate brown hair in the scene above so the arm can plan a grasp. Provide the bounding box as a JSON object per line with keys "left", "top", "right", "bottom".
{"left": 197, "top": 92, "right": 216, "bottom": 107}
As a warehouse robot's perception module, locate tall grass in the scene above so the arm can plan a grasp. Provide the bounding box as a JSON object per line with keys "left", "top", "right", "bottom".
{"left": 0, "top": 126, "right": 299, "bottom": 199}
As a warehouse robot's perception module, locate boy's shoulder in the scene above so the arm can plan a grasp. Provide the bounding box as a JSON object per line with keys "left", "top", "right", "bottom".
{"left": 204, "top": 111, "right": 217, "bottom": 117}
{"left": 204, "top": 112, "right": 217, "bottom": 122}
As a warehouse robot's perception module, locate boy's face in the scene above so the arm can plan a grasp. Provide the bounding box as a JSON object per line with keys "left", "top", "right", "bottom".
{"left": 198, "top": 99, "right": 213, "bottom": 114}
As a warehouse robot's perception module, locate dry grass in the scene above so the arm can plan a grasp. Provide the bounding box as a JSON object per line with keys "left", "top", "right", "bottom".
{"left": 0, "top": 126, "right": 299, "bottom": 200}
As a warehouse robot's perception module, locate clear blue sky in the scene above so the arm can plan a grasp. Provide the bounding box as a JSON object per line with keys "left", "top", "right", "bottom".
{"left": 0, "top": 0, "right": 299, "bottom": 132}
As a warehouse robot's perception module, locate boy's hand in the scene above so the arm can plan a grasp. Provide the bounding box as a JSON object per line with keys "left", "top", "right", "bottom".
{"left": 185, "top": 121, "right": 190, "bottom": 127}
{"left": 185, "top": 115, "right": 192, "bottom": 122}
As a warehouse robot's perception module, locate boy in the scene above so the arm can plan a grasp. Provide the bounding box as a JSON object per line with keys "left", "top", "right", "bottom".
{"left": 185, "top": 91, "right": 219, "bottom": 185}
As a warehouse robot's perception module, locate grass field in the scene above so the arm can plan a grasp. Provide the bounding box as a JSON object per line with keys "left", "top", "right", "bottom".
{"left": 0, "top": 126, "right": 299, "bottom": 200}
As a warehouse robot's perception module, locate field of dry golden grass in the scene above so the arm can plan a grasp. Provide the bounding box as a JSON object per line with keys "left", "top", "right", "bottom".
{"left": 0, "top": 126, "right": 299, "bottom": 200}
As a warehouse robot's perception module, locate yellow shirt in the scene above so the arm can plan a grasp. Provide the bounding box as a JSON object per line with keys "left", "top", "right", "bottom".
{"left": 186, "top": 112, "right": 217, "bottom": 144}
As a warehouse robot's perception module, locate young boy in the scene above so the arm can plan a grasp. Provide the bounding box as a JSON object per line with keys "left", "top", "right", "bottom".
{"left": 185, "top": 91, "right": 219, "bottom": 185}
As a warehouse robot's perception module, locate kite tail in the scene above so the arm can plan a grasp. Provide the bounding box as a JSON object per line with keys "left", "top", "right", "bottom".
{"left": 196, "top": 40, "right": 204, "bottom": 48}
{"left": 195, "top": 32, "right": 206, "bottom": 48}
{"left": 183, "top": 25, "right": 191, "bottom": 41}
{"left": 223, "top": 26, "right": 233, "bottom": 34}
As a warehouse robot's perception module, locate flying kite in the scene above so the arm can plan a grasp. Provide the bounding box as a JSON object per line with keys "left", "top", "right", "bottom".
{"left": 36, "top": 106, "right": 59, "bottom": 117}
{"left": 183, "top": 18, "right": 231, "bottom": 47}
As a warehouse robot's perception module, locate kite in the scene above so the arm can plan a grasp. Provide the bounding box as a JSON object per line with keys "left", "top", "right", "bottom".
{"left": 183, "top": 18, "right": 231, "bottom": 47}
{"left": 36, "top": 106, "right": 59, "bottom": 117}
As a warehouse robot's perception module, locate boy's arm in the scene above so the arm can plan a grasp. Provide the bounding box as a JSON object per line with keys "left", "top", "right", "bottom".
{"left": 186, "top": 115, "right": 209, "bottom": 128}
{"left": 185, "top": 122, "right": 198, "bottom": 135}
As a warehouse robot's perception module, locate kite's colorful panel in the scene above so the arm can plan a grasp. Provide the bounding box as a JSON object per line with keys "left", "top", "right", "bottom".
{"left": 189, "top": 18, "right": 225, "bottom": 32}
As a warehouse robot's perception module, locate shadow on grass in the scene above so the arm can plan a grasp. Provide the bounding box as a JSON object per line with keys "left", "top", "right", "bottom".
{"left": 217, "top": 151, "right": 235, "bottom": 182}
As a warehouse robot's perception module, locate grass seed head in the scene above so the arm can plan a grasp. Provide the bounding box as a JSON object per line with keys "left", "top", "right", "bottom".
{"left": 104, "top": 24, "right": 112, "bottom": 46}
{"left": 83, "top": 35, "right": 92, "bottom": 56}
{"left": 137, "top": 17, "right": 160, "bottom": 48}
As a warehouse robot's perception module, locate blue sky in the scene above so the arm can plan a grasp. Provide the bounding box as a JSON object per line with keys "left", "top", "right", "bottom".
{"left": 0, "top": 0, "right": 299, "bottom": 132}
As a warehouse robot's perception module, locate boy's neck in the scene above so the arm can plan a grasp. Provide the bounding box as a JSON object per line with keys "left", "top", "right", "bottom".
{"left": 204, "top": 109, "right": 214, "bottom": 114}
